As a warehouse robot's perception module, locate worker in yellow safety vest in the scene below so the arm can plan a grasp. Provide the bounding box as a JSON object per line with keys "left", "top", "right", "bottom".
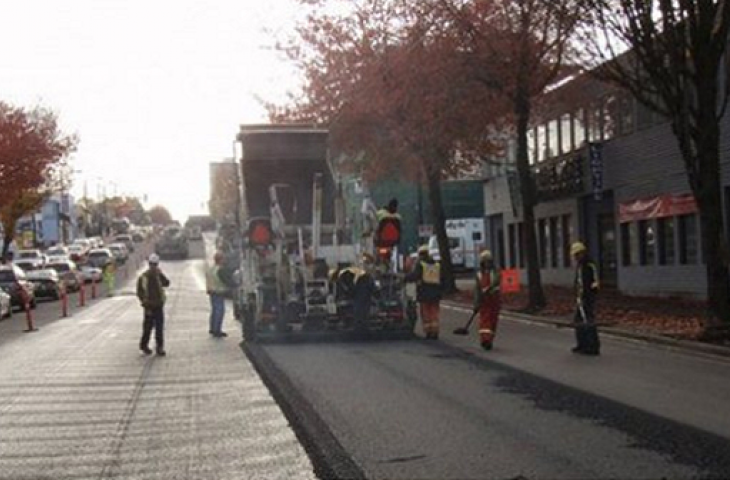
{"left": 406, "top": 245, "right": 443, "bottom": 339}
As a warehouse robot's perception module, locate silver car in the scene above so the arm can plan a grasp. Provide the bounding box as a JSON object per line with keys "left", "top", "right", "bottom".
{"left": 0, "top": 290, "right": 11, "bottom": 318}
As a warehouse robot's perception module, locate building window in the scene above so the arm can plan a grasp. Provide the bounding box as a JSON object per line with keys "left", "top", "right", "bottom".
{"left": 619, "top": 95, "right": 635, "bottom": 135}
{"left": 560, "top": 113, "right": 573, "bottom": 154}
{"left": 678, "top": 214, "right": 699, "bottom": 264}
{"left": 658, "top": 217, "right": 676, "bottom": 265}
{"left": 537, "top": 124, "right": 547, "bottom": 163}
{"left": 518, "top": 222, "right": 526, "bottom": 268}
{"left": 589, "top": 102, "right": 603, "bottom": 141}
{"left": 549, "top": 217, "right": 559, "bottom": 268}
{"left": 639, "top": 220, "right": 656, "bottom": 266}
{"left": 574, "top": 109, "right": 587, "bottom": 149}
{"left": 603, "top": 94, "right": 618, "bottom": 140}
{"left": 538, "top": 218, "right": 548, "bottom": 268}
{"left": 621, "top": 223, "right": 632, "bottom": 266}
{"left": 508, "top": 224, "right": 517, "bottom": 268}
{"left": 528, "top": 129, "right": 536, "bottom": 165}
{"left": 561, "top": 214, "right": 572, "bottom": 267}
{"left": 548, "top": 119, "right": 559, "bottom": 159}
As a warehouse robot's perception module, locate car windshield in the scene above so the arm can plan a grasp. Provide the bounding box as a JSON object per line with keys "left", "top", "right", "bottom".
{"left": 48, "top": 263, "right": 70, "bottom": 273}
{"left": 89, "top": 252, "right": 108, "bottom": 258}
{"left": 18, "top": 252, "right": 39, "bottom": 259}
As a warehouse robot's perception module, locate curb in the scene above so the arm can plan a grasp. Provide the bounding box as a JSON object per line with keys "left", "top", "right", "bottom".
{"left": 442, "top": 301, "right": 730, "bottom": 360}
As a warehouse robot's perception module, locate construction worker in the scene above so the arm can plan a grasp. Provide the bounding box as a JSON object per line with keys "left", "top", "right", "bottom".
{"left": 406, "top": 245, "right": 443, "bottom": 339}
{"left": 473, "top": 250, "right": 501, "bottom": 350}
{"left": 571, "top": 241, "right": 601, "bottom": 356}
{"left": 376, "top": 198, "right": 401, "bottom": 222}
{"left": 103, "top": 260, "right": 116, "bottom": 297}
{"left": 137, "top": 254, "right": 171, "bottom": 356}
{"left": 207, "top": 251, "right": 235, "bottom": 338}
{"left": 336, "top": 256, "right": 374, "bottom": 330}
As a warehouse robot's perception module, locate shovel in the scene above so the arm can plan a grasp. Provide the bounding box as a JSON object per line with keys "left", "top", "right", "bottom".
{"left": 453, "top": 310, "right": 478, "bottom": 335}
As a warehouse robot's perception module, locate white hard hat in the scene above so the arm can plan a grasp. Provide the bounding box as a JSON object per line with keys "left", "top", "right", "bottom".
{"left": 480, "top": 250, "right": 493, "bottom": 262}
{"left": 148, "top": 253, "right": 160, "bottom": 264}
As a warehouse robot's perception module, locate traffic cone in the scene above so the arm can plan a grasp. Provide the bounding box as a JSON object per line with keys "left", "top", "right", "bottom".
{"left": 61, "top": 290, "right": 69, "bottom": 318}
{"left": 78, "top": 283, "right": 86, "bottom": 307}
{"left": 23, "top": 302, "right": 37, "bottom": 332}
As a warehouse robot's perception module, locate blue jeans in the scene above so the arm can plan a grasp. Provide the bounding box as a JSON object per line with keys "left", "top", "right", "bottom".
{"left": 209, "top": 294, "right": 226, "bottom": 334}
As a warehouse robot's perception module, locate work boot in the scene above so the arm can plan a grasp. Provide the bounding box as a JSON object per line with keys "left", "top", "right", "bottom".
{"left": 571, "top": 346, "right": 583, "bottom": 354}
{"left": 481, "top": 341, "right": 493, "bottom": 351}
{"left": 214, "top": 332, "right": 228, "bottom": 338}
{"left": 141, "top": 346, "right": 153, "bottom": 355}
{"left": 156, "top": 349, "right": 166, "bottom": 356}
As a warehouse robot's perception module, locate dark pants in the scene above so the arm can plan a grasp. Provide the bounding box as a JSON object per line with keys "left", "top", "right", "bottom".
{"left": 574, "top": 297, "right": 600, "bottom": 353}
{"left": 140, "top": 306, "right": 165, "bottom": 351}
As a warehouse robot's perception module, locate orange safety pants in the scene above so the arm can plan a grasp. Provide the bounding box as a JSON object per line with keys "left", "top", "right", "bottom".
{"left": 419, "top": 301, "right": 440, "bottom": 335}
{"left": 478, "top": 296, "right": 501, "bottom": 345}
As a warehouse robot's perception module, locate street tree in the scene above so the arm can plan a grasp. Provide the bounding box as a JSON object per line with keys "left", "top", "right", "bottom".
{"left": 435, "top": 0, "right": 587, "bottom": 311}
{"left": 271, "top": 0, "right": 503, "bottom": 292}
{"left": 0, "top": 102, "right": 77, "bottom": 256}
{"left": 148, "top": 205, "right": 173, "bottom": 226}
{"left": 583, "top": 1, "right": 730, "bottom": 329}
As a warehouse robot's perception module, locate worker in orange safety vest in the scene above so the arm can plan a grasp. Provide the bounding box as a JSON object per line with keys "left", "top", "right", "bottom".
{"left": 472, "top": 250, "right": 501, "bottom": 350}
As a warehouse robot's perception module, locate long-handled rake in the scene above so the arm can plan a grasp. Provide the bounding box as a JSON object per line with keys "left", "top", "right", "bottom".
{"left": 453, "top": 310, "right": 478, "bottom": 335}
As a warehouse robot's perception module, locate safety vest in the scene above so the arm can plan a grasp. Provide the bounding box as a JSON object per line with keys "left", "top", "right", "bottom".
{"left": 420, "top": 261, "right": 441, "bottom": 285}
{"left": 138, "top": 273, "right": 166, "bottom": 304}
{"left": 478, "top": 268, "right": 500, "bottom": 295}
{"left": 206, "top": 265, "right": 227, "bottom": 293}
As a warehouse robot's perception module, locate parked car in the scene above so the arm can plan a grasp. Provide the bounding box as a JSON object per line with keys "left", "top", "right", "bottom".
{"left": 113, "top": 234, "right": 135, "bottom": 253}
{"left": 108, "top": 243, "right": 129, "bottom": 264}
{"left": 80, "top": 265, "right": 102, "bottom": 284}
{"left": 87, "top": 248, "right": 114, "bottom": 269}
{"left": 0, "top": 290, "right": 12, "bottom": 318}
{"left": 68, "top": 244, "right": 88, "bottom": 263}
{"left": 27, "top": 269, "right": 63, "bottom": 300}
{"left": 15, "top": 249, "right": 45, "bottom": 270}
{"left": 0, "top": 264, "right": 37, "bottom": 309}
{"left": 46, "top": 260, "right": 82, "bottom": 292}
{"left": 46, "top": 245, "right": 69, "bottom": 258}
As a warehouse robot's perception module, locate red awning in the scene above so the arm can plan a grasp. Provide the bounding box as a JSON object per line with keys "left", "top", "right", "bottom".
{"left": 618, "top": 194, "right": 697, "bottom": 223}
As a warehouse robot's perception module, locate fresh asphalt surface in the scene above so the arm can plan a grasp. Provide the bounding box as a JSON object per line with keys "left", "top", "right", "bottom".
{"left": 250, "top": 294, "right": 730, "bottom": 479}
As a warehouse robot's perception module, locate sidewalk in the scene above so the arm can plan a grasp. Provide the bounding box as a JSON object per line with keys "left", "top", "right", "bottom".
{"left": 448, "top": 280, "right": 730, "bottom": 359}
{"left": 0, "top": 252, "right": 316, "bottom": 480}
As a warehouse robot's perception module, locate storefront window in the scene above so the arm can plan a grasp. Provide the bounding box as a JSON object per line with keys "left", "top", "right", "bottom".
{"left": 562, "top": 214, "right": 572, "bottom": 267}
{"left": 658, "top": 217, "right": 676, "bottom": 265}
{"left": 549, "top": 217, "right": 559, "bottom": 268}
{"left": 678, "top": 214, "right": 698, "bottom": 264}
{"left": 538, "top": 218, "right": 548, "bottom": 268}
{"left": 639, "top": 220, "right": 656, "bottom": 266}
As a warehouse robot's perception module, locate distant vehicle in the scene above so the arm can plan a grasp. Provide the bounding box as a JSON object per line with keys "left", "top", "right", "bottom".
{"left": 113, "top": 234, "right": 135, "bottom": 253}
{"left": 45, "top": 255, "right": 69, "bottom": 265}
{"left": 0, "top": 290, "right": 12, "bottom": 318}
{"left": 72, "top": 238, "right": 92, "bottom": 250}
{"left": 111, "top": 217, "right": 131, "bottom": 234}
{"left": 426, "top": 218, "right": 486, "bottom": 270}
{"left": 80, "top": 265, "right": 102, "bottom": 284}
{"left": 27, "top": 269, "right": 63, "bottom": 300}
{"left": 155, "top": 226, "right": 189, "bottom": 259}
{"left": 186, "top": 225, "right": 203, "bottom": 240}
{"left": 45, "top": 245, "right": 69, "bottom": 258}
{"left": 14, "top": 259, "right": 39, "bottom": 272}
{"left": 131, "top": 231, "right": 145, "bottom": 243}
{"left": 15, "top": 249, "right": 45, "bottom": 270}
{"left": 0, "top": 264, "right": 37, "bottom": 309}
{"left": 68, "top": 244, "right": 87, "bottom": 263}
{"left": 46, "top": 260, "right": 82, "bottom": 292}
{"left": 87, "top": 248, "right": 115, "bottom": 269}
{"left": 108, "top": 243, "right": 129, "bottom": 264}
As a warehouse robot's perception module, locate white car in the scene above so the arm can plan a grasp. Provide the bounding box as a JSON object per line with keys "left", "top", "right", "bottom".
{"left": 108, "top": 243, "right": 129, "bottom": 264}
{"left": 46, "top": 245, "right": 69, "bottom": 258}
{"left": 0, "top": 290, "right": 11, "bottom": 318}
{"left": 80, "top": 265, "right": 102, "bottom": 284}
{"left": 15, "top": 249, "right": 46, "bottom": 270}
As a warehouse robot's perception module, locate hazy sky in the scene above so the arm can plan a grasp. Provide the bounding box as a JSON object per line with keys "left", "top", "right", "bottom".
{"left": 0, "top": 0, "right": 302, "bottom": 222}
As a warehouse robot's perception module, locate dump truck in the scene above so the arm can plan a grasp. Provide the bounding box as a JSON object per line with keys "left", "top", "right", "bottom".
{"left": 233, "top": 124, "right": 416, "bottom": 341}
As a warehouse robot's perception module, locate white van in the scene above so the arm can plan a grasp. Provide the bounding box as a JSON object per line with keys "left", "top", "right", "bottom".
{"left": 427, "top": 218, "right": 486, "bottom": 270}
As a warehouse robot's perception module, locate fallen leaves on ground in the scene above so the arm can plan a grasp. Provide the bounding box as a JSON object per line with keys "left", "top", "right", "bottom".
{"left": 447, "top": 285, "right": 707, "bottom": 341}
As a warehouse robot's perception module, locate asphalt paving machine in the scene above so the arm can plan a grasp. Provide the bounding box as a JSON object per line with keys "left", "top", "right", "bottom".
{"left": 233, "top": 124, "right": 416, "bottom": 341}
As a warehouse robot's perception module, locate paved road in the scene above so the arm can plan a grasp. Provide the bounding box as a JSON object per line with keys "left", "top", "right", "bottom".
{"left": 0, "top": 241, "right": 316, "bottom": 480}
{"left": 254, "top": 306, "right": 730, "bottom": 479}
